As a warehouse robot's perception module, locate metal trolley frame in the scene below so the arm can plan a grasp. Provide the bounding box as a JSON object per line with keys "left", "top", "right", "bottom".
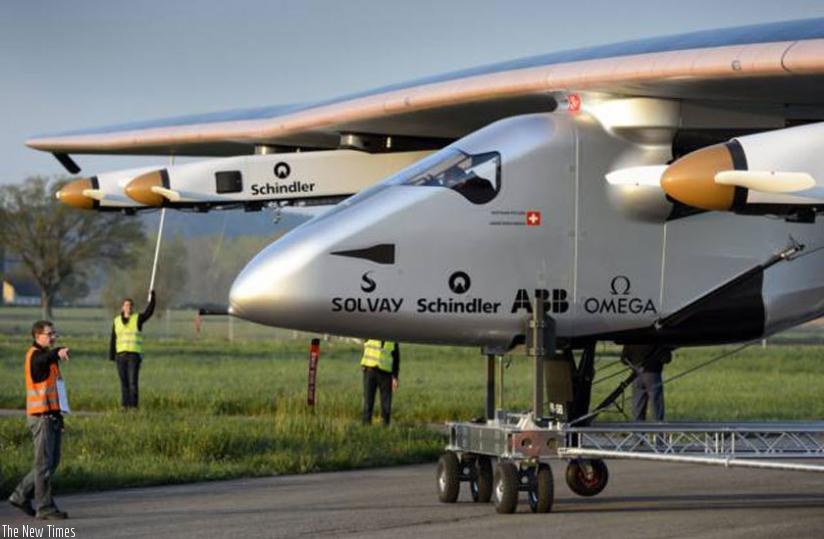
{"left": 435, "top": 302, "right": 824, "bottom": 514}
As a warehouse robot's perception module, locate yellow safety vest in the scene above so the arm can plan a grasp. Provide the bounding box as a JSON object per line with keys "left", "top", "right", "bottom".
{"left": 114, "top": 315, "right": 143, "bottom": 354}
{"left": 360, "top": 340, "right": 393, "bottom": 373}
{"left": 25, "top": 346, "right": 61, "bottom": 415}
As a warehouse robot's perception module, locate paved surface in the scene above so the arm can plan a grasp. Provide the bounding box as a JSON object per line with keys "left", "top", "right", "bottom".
{"left": 2, "top": 460, "right": 824, "bottom": 538}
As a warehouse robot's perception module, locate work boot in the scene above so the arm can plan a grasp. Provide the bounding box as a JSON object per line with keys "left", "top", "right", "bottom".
{"left": 8, "top": 497, "right": 35, "bottom": 517}
{"left": 36, "top": 509, "right": 68, "bottom": 520}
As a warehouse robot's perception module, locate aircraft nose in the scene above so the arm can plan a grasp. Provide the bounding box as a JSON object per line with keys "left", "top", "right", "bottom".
{"left": 228, "top": 261, "right": 268, "bottom": 323}
{"left": 228, "top": 184, "right": 430, "bottom": 330}
{"left": 228, "top": 236, "right": 318, "bottom": 327}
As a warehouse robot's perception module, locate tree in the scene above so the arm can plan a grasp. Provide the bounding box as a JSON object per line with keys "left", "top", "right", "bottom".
{"left": 180, "top": 234, "right": 277, "bottom": 306}
{"left": 101, "top": 231, "right": 188, "bottom": 315}
{"left": 0, "top": 176, "right": 146, "bottom": 319}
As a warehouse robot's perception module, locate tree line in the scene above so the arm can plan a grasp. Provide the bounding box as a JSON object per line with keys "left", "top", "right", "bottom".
{"left": 0, "top": 177, "right": 282, "bottom": 318}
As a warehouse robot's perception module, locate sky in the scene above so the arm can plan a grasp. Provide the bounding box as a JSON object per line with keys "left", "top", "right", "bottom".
{"left": 2, "top": 0, "right": 824, "bottom": 185}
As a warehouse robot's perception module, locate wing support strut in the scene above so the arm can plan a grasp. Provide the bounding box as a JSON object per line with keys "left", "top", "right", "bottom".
{"left": 53, "top": 153, "right": 81, "bottom": 174}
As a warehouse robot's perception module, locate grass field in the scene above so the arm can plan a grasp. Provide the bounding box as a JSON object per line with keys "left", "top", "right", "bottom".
{"left": 2, "top": 306, "right": 824, "bottom": 498}
{"left": 0, "top": 305, "right": 300, "bottom": 342}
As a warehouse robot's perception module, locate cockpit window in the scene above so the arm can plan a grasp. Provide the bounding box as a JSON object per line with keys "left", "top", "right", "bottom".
{"left": 300, "top": 148, "right": 502, "bottom": 231}
{"left": 390, "top": 149, "right": 501, "bottom": 204}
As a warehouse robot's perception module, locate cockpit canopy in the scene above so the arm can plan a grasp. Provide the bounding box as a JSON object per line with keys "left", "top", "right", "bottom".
{"left": 389, "top": 148, "right": 501, "bottom": 204}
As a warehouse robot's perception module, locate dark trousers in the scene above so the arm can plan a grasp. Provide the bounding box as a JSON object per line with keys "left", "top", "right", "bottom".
{"left": 116, "top": 352, "right": 142, "bottom": 408}
{"left": 11, "top": 414, "right": 62, "bottom": 514}
{"left": 632, "top": 371, "right": 664, "bottom": 421}
{"left": 362, "top": 367, "right": 393, "bottom": 426}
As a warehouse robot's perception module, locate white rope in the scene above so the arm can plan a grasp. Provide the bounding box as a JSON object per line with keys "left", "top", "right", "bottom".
{"left": 148, "top": 154, "right": 174, "bottom": 300}
{"left": 148, "top": 208, "right": 166, "bottom": 300}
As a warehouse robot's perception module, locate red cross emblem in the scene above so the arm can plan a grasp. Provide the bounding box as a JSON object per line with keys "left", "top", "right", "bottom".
{"left": 526, "top": 211, "right": 541, "bottom": 226}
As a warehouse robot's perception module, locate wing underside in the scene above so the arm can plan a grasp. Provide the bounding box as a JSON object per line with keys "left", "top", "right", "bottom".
{"left": 27, "top": 19, "right": 824, "bottom": 159}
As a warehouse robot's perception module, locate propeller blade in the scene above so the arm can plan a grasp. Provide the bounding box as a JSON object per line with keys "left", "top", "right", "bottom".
{"left": 714, "top": 170, "right": 816, "bottom": 193}
{"left": 605, "top": 165, "right": 667, "bottom": 187}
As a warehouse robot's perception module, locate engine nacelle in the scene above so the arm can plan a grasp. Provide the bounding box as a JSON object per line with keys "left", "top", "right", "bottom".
{"left": 56, "top": 166, "right": 158, "bottom": 211}
{"left": 125, "top": 150, "right": 433, "bottom": 210}
{"left": 661, "top": 122, "right": 824, "bottom": 217}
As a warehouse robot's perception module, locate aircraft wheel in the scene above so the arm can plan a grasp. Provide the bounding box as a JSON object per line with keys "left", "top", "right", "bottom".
{"left": 492, "top": 462, "right": 519, "bottom": 514}
{"left": 470, "top": 456, "right": 493, "bottom": 503}
{"left": 527, "top": 463, "right": 554, "bottom": 513}
{"left": 565, "top": 458, "right": 609, "bottom": 497}
{"left": 436, "top": 452, "right": 460, "bottom": 503}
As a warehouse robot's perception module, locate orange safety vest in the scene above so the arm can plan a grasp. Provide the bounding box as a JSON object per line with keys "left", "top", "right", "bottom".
{"left": 25, "top": 346, "right": 61, "bottom": 415}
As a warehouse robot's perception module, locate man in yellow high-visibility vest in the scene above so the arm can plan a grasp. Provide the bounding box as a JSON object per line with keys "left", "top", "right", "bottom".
{"left": 360, "top": 339, "right": 400, "bottom": 426}
{"left": 109, "top": 291, "right": 155, "bottom": 408}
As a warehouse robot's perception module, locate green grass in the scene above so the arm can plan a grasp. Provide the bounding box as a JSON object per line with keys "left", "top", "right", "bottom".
{"left": 0, "top": 305, "right": 306, "bottom": 342}
{"left": 0, "top": 336, "right": 483, "bottom": 497}
{"left": 3, "top": 308, "right": 824, "bottom": 498}
{"left": 0, "top": 413, "right": 441, "bottom": 493}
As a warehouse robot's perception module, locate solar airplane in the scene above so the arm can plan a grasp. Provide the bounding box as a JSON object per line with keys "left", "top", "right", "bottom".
{"left": 27, "top": 15, "right": 824, "bottom": 512}
{"left": 32, "top": 17, "right": 824, "bottom": 407}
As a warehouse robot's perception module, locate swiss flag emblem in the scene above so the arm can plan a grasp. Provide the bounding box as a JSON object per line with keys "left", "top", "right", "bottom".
{"left": 526, "top": 211, "right": 541, "bottom": 226}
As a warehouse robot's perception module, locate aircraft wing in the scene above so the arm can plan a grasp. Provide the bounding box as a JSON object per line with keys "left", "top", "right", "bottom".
{"left": 28, "top": 18, "right": 824, "bottom": 160}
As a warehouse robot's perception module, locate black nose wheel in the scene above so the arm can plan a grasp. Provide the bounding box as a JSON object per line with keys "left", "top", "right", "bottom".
{"left": 565, "top": 458, "right": 609, "bottom": 497}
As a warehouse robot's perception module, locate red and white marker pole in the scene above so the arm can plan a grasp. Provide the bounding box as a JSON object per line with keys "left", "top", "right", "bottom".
{"left": 307, "top": 338, "right": 321, "bottom": 408}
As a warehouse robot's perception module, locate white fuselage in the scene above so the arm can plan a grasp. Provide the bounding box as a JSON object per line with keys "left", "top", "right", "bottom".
{"left": 229, "top": 113, "right": 824, "bottom": 348}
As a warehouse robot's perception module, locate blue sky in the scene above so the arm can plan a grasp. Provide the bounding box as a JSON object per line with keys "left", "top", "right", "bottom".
{"left": 2, "top": 0, "right": 823, "bottom": 184}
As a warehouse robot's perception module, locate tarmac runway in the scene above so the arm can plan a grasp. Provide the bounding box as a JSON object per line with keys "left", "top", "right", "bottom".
{"left": 2, "top": 459, "right": 824, "bottom": 538}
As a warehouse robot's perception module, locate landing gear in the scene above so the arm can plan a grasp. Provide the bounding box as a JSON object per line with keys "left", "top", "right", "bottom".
{"left": 565, "top": 458, "right": 609, "bottom": 497}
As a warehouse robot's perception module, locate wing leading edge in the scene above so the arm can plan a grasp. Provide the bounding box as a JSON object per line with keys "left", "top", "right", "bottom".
{"left": 27, "top": 17, "right": 824, "bottom": 158}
